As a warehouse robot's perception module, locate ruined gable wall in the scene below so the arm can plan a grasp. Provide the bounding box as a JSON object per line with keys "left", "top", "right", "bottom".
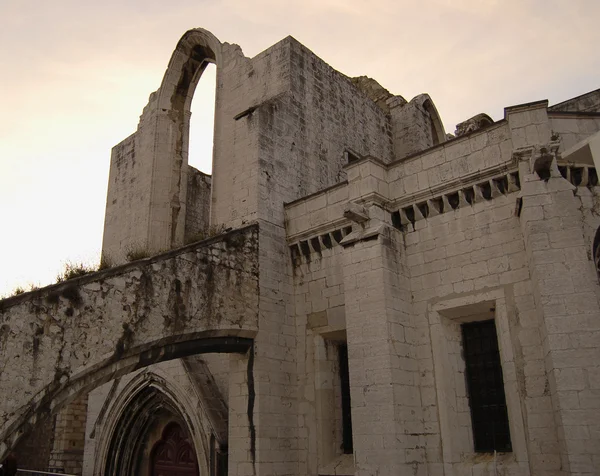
{"left": 103, "top": 32, "right": 295, "bottom": 261}
{"left": 550, "top": 114, "right": 600, "bottom": 152}
{"left": 549, "top": 89, "right": 600, "bottom": 113}
{"left": 255, "top": 37, "right": 393, "bottom": 228}
{"left": 102, "top": 133, "right": 144, "bottom": 263}
{"left": 209, "top": 38, "right": 293, "bottom": 229}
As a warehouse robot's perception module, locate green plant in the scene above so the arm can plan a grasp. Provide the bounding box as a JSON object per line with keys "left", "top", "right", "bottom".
{"left": 98, "top": 254, "right": 114, "bottom": 271}
{"left": 56, "top": 262, "right": 96, "bottom": 283}
{"left": 125, "top": 246, "right": 151, "bottom": 262}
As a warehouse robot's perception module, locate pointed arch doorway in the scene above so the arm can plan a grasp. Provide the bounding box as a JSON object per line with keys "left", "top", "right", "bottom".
{"left": 150, "top": 422, "right": 199, "bottom": 476}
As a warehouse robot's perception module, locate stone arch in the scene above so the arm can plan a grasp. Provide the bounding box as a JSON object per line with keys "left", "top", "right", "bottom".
{"left": 0, "top": 333, "right": 252, "bottom": 461}
{"left": 137, "top": 28, "right": 224, "bottom": 253}
{"left": 417, "top": 95, "right": 446, "bottom": 146}
{"left": 155, "top": 28, "right": 222, "bottom": 113}
{"left": 94, "top": 370, "right": 212, "bottom": 476}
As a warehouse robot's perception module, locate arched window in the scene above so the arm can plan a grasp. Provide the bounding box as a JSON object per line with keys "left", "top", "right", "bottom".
{"left": 188, "top": 63, "right": 216, "bottom": 175}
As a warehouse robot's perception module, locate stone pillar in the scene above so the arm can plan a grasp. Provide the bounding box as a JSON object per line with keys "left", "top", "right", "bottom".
{"left": 341, "top": 221, "right": 424, "bottom": 476}
{"left": 519, "top": 145, "right": 600, "bottom": 475}
{"left": 49, "top": 394, "right": 88, "bottom": 475}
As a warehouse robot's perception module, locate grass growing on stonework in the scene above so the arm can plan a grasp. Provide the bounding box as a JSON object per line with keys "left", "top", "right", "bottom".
{"left": 125, "top": 246, "right": 152, "bottom": 262}
{"left": 184, "top": 224, "right": 228, "bottom": 245}
{"left": 1, "top": 283, "right": 40, "bottom": 300}
{"left": 56, "top": 262, "right": 98, "bottom": 282}
{"left": 98, "top": 254, "right": 113, "bottom": 271}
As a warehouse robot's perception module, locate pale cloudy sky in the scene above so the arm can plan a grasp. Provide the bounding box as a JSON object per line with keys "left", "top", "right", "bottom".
{"left": 0, "top": 0, "right": 599, "bottom": 295}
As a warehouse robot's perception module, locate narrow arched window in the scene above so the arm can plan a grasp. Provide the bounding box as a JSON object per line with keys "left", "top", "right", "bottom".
{"left": 189, "top": 62, "right": 216, "bottom": 175}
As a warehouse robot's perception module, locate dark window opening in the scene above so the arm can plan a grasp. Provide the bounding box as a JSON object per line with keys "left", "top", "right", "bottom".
{"left": 461, "top": 320, "right": 512, "bottom": 453}
{"left": 216, "top": 447, "right": 228, "bottom": 476}
{"left": 210, "top": 436, "right": 227, "bottom": 476}
{"left": 338, "top": 343, "right": 353, "bottom": 454}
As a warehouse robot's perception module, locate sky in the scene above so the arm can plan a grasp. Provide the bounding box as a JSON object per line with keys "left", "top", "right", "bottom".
{"left": 0, "top": 0, "right": 599, "bottom": 296}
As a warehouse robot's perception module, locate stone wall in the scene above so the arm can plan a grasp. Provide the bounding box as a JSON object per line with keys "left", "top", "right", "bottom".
{"left": 184, "top": 166, "right": 212, "bottom": 243}
{"left": 549, "top": 113, "right": 600, "bottom": 152}
{"left": 285, "top": 98, "right": 600, "bottom": 475}
{"left": 12, "top": 414, "right": 56, "bottom": 471}
{"left": 49, "top": 394, "right": 88, "bottom": 475}
{"left": 0, "top": 225, "right": 259, "bottom": 457}
{"left": 549, "top": 88, "right": 600, "bottom": 113}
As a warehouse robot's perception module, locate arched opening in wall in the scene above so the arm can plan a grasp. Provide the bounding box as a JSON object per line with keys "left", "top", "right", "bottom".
{"left": 188, "top": 62, "right": 217, "bottom": 175}
{"left": 422, "top": 98, "right": 446, "bottom": 146}
{"left": 103, "top": 386, "right": 200, "bottom": 476}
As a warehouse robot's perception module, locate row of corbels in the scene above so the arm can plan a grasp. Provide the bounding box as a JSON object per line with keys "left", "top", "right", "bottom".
{"left": 394, "top": 172, "right": 520, "bottom": 226}
{"left": 290, "top": 225, "right": 354, "bottom": 261}
{"left": 557, "top": 165, "right": 598, "bottom": 187}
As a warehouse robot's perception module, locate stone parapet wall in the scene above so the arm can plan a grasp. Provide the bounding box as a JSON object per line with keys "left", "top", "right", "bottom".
{"left": 0, "top": 225, "right": 259, "bottom": 458}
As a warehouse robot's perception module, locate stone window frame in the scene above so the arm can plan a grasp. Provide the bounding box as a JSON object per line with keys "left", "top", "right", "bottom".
{"left": 429, "top": 288, "right": 530, "bottom": 469}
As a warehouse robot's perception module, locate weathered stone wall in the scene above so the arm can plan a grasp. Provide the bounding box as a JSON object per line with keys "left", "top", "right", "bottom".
{"left": 290, "top": 232, "right": 349, "bottom": 475}
{"left": 284, "top": 96, "right": 600, "bottom": 475}
{"left": 549, "top": 88, "right": 600, "bottom": 113}
{"left": 0, "top": 225, "right": 259, "bottom": 458}
{"left": 549, "top": 113, "right": 600, "bottom": 152}
{"left": 254, "top": 37, "right": 393, "bottom": 227}
{"left": 518, "top": 156, "right": 600, "bottom": 475}
{"left": 388, "top": 120, "right": 514, "bottom": 200}
{"left": 390, "top": 94, "right": 446, "bottom": 160}
{"left": 12, "top": 414, "right": 56, "bottom": 471}
{"left": 404, "top": 190, "right": 533, "bottom": 475}
{"left": 184, "top": 166, "right": 212, "bottom": 243}
{"left": 49, "top": 394, "right": 88, "bottom": 475}
{"left": 101, "top": 133, "right": 143, "bottom": 263}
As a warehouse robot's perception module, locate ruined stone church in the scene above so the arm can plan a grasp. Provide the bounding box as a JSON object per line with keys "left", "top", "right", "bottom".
{"left": 1, "top": 27, "right": 600, "bottom": 476}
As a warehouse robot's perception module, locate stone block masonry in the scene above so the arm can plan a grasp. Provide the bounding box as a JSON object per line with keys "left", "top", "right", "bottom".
{"left": 3, "top": 26, "right": 600, "bottom": 476}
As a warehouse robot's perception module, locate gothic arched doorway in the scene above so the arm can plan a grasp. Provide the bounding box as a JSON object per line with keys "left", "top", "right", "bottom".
{"left": 150, "top": 422, "right": 199, "bottom": 476}
{"left": 101, "top": 382, "right": 206, "bottom": 476}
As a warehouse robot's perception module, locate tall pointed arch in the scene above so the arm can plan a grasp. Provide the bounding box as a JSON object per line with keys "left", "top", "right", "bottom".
{"left": 94, "top": 371, "right": 211, "bottom": 476}
{"left": 102, "top": 28, "right": 224, "bottom": 261}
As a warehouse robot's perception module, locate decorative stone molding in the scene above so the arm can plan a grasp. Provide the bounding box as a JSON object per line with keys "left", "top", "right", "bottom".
{"left": 289, "top": 226, "right": 353, "bottom": 264}
{"left": 390, "top": 170, "right": 521, "bottom": 230}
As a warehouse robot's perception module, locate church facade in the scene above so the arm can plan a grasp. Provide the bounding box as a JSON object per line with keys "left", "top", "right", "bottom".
{"left": 2, "top": 28, "right": 600, "bottom": 476}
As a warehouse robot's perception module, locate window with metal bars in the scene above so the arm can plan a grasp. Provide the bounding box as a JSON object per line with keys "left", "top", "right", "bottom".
{"left": 461, "top": 319, "right": 512, "bottom": 453}
{"left": 338, "top": 343, "right": 353, "bottom": 454}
